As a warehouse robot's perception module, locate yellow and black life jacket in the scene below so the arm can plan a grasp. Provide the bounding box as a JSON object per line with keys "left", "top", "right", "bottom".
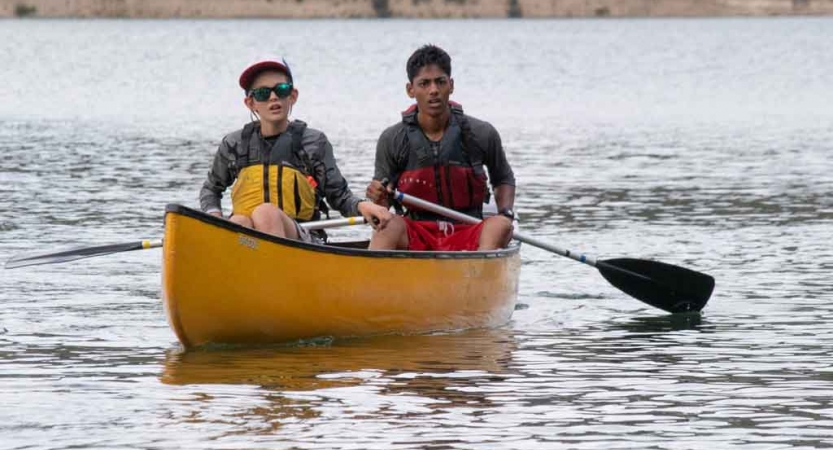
{"left": 228, "top": 120, "right": 327, "bottom": 221}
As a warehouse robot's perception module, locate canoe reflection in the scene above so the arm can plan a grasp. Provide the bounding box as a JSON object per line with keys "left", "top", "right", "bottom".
{"left": 160, "top": 329, "right": 518, "bottom": 398}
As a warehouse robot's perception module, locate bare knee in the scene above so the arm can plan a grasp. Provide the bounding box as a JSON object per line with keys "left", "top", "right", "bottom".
{"left": 389, "top": 216, "right": 407, "bottom": 233}
{"left": 479, "top": 216, "right": 513, "bottom": 250}
{"left": 495, "top": 216, "right": 514, "bottom": 238}
{"left": 229, "top": 215, "right": 253, "bottom": 228}
{"left": 278, "top": 213, "right": 300, "bottom": 240}
{"left": 377, "top": 215, "right": 404, "bottom": 233}
{"left": 370, "top": 216, "right": 408, "bottom": 250}
{"left": 250, "top": 204, "right": 290, "bottom": 237}
{"left": 251, "top": 203, "right": 278, "bottom": 219}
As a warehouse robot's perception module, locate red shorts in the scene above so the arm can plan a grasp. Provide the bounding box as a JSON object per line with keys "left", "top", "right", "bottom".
{"left": 404, "top": 218, "right": 484, "bottom": 251}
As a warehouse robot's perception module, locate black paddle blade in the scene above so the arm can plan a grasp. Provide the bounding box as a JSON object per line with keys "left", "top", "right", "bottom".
{"left": 596, "top": 258, "right": 715, "bottom": 313}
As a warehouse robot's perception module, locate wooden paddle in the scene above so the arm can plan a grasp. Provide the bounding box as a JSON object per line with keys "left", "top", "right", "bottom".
{"left": 394, "top": 190, "right": 715, "bottom": 314}
{"left": 4, "top": 216, "right": 368, "bottom": 270}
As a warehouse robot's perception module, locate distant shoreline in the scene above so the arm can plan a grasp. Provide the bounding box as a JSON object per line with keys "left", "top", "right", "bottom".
{"left": 3, "top": 0, "right": 833, "bottom": 19}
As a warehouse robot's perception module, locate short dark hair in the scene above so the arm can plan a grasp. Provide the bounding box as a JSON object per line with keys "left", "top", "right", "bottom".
{"left": 406, "top": 45, "right": 451, "bottom": 82}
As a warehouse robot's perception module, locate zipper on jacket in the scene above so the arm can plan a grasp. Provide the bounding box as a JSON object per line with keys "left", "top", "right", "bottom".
{"left": 432, "top": 142, "right": 444, "bottom": 207}
{"left": 445, "top": 165, "right": 455, "bottom": 208}
{"left": 277, "top": 164, "right": 284, "bottom": 211}
{"left": 294, "top": 173, "right": 301, "bottom": 217}
{"left": 261, "top": 135, "right": 272, "bottom": 204}
{"left": 466, "top": 171, "right": 474, "bottom": 208}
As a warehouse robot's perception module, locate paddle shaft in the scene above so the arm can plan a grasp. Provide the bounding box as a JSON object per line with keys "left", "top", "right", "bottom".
{"left": 394, "top": 191, "right": 597, "bottom": 265}
{"left": 302, "top": 216, "right": 367, "bottom": 230}
{"left": 5, "top": 239, "right": 162, "bottom": 269}
{"left": 394, "top": 191, "right": 676, "bottom": 285}
{"left": 394, "top": 190, "right": 715, "bottom": 313}
{"left": 5, "top": 215, "right": 368, "bottom": 269}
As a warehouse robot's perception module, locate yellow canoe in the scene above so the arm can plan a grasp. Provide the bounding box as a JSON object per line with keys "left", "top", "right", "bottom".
{"left": 162, "top": 205, "right": 521, "bottom": 348}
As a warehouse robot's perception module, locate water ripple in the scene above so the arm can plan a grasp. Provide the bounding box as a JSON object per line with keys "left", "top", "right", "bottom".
{"left": 2, "top": 17, "right": 833, "bottom": 450}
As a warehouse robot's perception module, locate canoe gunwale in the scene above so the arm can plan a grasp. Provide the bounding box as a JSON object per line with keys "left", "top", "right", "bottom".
{"left": 165, "top": 203, "right": 520, "bottom": 260}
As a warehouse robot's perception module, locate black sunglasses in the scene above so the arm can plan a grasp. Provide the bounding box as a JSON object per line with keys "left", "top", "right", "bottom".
{"left": 249, "top": 82, "right": 293, "bottom": 102}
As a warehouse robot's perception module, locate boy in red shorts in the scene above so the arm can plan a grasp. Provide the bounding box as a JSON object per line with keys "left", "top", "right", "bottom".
{"left": 366, "top": 45, "right": 516, "bottom": 251}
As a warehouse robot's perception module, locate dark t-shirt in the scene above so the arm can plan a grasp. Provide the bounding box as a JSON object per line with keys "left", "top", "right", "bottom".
{"left": 373, "top": 112, "right": 515, "bottom": 188}
{"left": 263, "top": 134, "right": 279, "bottom": 147}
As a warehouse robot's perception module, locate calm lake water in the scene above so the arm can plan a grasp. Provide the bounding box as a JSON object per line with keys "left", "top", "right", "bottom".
{"left": 1, "top": 17, "right": 832, "bottom": 449}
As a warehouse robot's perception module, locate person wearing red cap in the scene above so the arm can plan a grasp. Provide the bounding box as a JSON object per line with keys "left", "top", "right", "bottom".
{"left": 365, "top": 45, "right": 516, "bottom": 251}
{"left": 200, "top": 58, "right": 392, "bottom": 242}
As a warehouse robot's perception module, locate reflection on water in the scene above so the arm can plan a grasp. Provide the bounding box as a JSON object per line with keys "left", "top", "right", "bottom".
{"left": 2, "top": 17, "right": 833, "bottom": 449}
{"left": 609, "top": 312, "right": 705, "bottom": 333}
{"left": 161, "top": 331, "right": 517, "bottom": 389}
{"left": 153, "top": 331, "right": 523, "bottom": 446}
{"left": 150, "top": 317, "right": 833, "bottom": 448}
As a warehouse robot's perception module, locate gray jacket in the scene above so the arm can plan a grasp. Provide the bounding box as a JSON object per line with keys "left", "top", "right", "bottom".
{"left": 200, "top": 123, "right": 362, "bottom": 218}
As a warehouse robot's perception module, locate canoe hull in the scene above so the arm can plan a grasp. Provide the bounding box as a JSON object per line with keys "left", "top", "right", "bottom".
{"left": 162, "top": 205, "right": 521, "bottom": 348}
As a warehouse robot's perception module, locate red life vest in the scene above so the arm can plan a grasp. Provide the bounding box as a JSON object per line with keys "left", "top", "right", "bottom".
{"left": 396, "top": 103, "right": 488, "bottom": 220}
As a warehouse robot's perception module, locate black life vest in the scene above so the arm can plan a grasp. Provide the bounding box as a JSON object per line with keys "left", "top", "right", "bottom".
{"left": 396, "top": 104, "right": 488, "bottom": 220}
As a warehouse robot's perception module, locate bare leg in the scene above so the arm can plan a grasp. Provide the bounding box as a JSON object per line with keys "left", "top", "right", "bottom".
{"left": 229, "top": 215, "right": 254, "bottom": 228}
{"left": 250, "top": 204, "right": 297, "bottom": 238}
{"left": 478, "top": 216, "right": 513, "bottom": 250}
{"left": 277, "top": 211, "right": 301, "bottom": 240}
{"left": 369, "top": 216, "right": 409, "bottom": 250}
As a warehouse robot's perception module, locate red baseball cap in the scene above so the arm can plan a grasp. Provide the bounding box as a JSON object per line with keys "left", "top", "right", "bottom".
{"left": 238, "top": 58, "right": 293, "bottom": 91}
